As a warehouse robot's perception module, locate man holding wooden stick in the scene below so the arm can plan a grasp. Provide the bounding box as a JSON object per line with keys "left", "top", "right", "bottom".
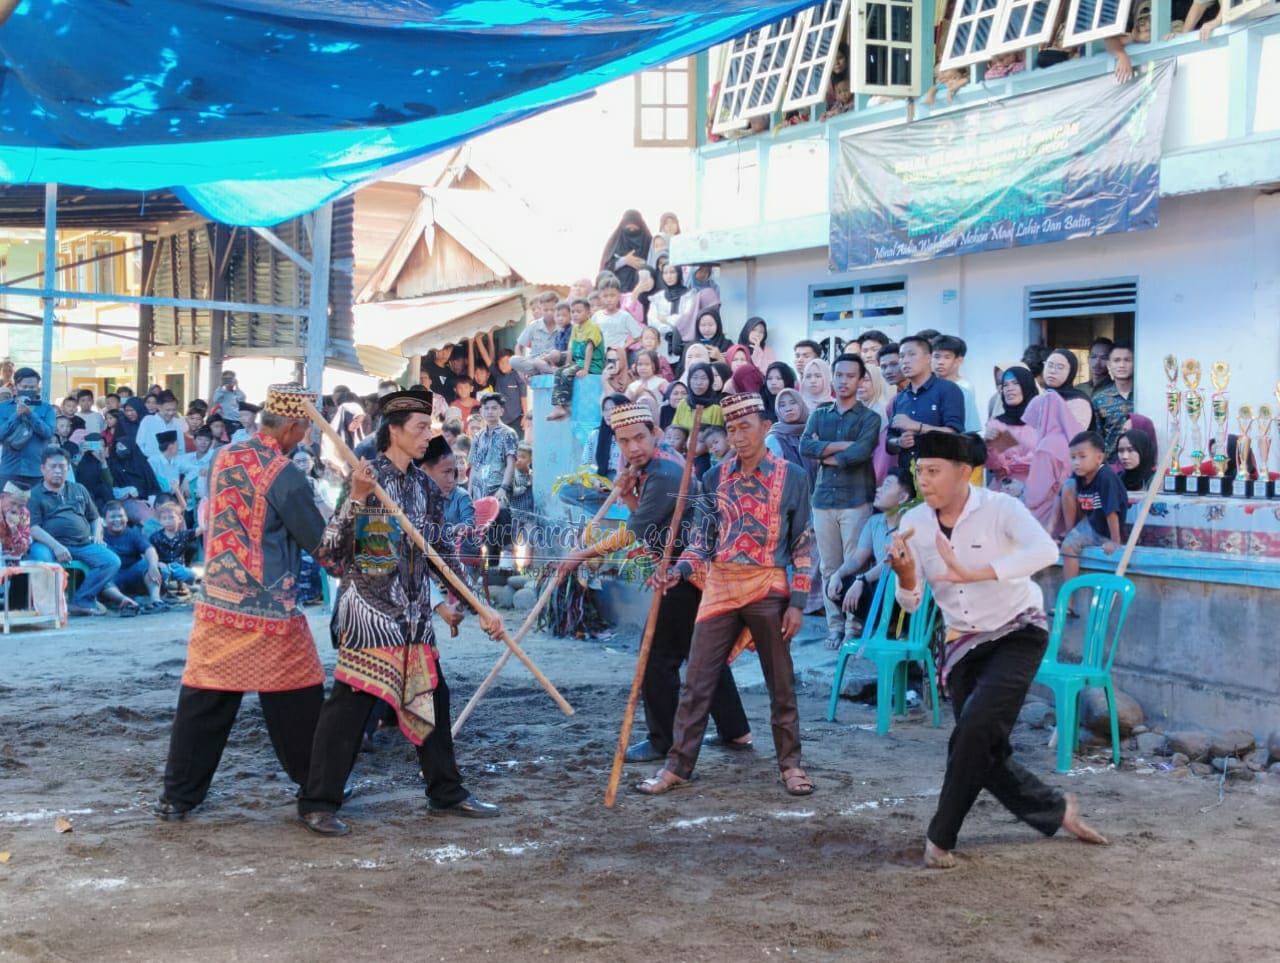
{"left": 555, "top": 402, "right": 751, "bottom": 764}
{"left": 886, "top": 431, "right": 1108, "bottom": 869}
{"left": 637, "top": 393, "right": 816, "bottom": 798}
{"left": 298, "top": 389, "right": 505, "bottom": 837}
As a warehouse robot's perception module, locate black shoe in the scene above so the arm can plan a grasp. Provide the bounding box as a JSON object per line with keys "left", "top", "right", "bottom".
{"left": 299, "top": 811, "right": 350, "bottom": 836}
{"left": 428, "top": 795, "right": 500, "bottom": 819}
{"left": 704, "top": 733, "right": 755, "bottom": 752}
{"left": 624, "top": 740, "right": 666, "bottom": 763}
{"left": 154, "top": 798, "right": 193, "bottom": 821}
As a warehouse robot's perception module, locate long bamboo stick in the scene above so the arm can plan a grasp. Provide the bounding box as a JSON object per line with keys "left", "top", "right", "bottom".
{"left": 304, "top": 402, "right": 573, "bottom": 717}
{"left": 452, "top": 484, "right": 625, "bottom": 736}
{"left": 604, "top": 406, "right": 703, "bottom": 808}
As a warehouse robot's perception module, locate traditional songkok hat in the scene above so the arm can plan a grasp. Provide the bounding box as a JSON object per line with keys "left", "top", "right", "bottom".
{"left": 720, "top": 392, "right": 767, "bottom": 424}
{"left": 156, "top": 429, "right": 179, "bottom": 448}
{"left": 379, "top": 388, "right": 435, "bottom": 416}
{"left": 421, "top": 434, "right": 453, "bottom": 465}
{"left": 609, "top": 402, "right": 654, "bottom": 431}
{"left": 263, "top": 384, "right": 315, "bottom": 419}
{"left": 914, "top": 431, "right": 987, "bottom": 467}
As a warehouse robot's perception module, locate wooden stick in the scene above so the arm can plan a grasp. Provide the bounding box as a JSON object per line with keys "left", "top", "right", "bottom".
{"left": 304, "top": 402, "right": 574, "bottom": 717}
{"left": 452, "top": 484, "right": 625, "bottom": 737}
{"left": 604, "top": 406, "right": 704, "bottom": 808}
{"left": 1116, "top": 429, "right": 1179, "bottom": 578}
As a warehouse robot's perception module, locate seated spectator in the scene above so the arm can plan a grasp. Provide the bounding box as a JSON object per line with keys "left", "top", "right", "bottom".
{"left": 727, "top": 358, "right": 765, "bottom": 398}
{"left": 148, "top": 499, "right": 199, "bottom": 599}
{"left": 679, "top": 343, "right": 712, "bottom": 379}
{"left": 621, "top": 265, "right": 657, "bottom": 327}
{"left": 648, "top": 260, "right": 687, "bottom": 347}
{"left": 670, "top": 364, "right": 725, "bottom": 476}
{"left": 674, "top": 280, "right": 719, "bottom": 345}
{"left": 25, "top": 448, "right": 121, "bottom": 616}
{"left": 511, "top": 295, "right": 564, "bottom": 379}
{"left": 594, "top": 274, "right": 643, "bottom": 353}
{"left": 73, "top": 432, "right": 114, "bottom": 509}
{"left": 1059, "top": 431, "right": 1126, "bottom": 610}
{"left": 820, "top": 72, "right": 852, "bottom": 120}
{"left": 548, "top": 298, "right": 604, "bottom": 422}
{"left": 106, "top": 424, "right": 163, "bottom": 524}
{"left": 664, "top": 424, "right": 689, "bottom": 457}
{"left": 76, "top": 389, "right": 106, "bottom": 434}
{"left": 1116, "top": 427, "right": 1157, "bottom": 491}
{"left": 1019, "top": 392, "right": 1076, "bottom": 536}
{"left": 100, "top": 500, "right": 163, "bottom": 613}
{"left": 148, "top": 430, "right": 188, "bottom": 507}
{"left": 702, "top": 424, "right": 730, "bottom": 469}
{"left": 984, "top": 366, "right": 1039, "bottom": 495}
{"left": 602, "top": 348, "right": 632, "bottom": 396}
{"left": 660, "top": 381, "right": 687, "bottom": 429}
{"left": 737, "top": 317, "right": 777, "bottom": 374}
{"left": 691, "top": 306, "right": 733, "bottom": 363}
{"left": 176, "top": 426, "right": 216, "bottom": 519}
{"left": 627, "top": 349, "right": 669, "bottom": 402}
{"left": 631, "top": 325, "right": 677, "bottom": 382}
{"left": 923, "top": 65, "right": 970, "bottom": 105}
{"left": 1, "top": 490, "right": 31, "bottom": 560}
{"left": 983, "top": 50, "right": 1026, "bottom": 79}
{"left": 1042, "top": 348, "right": 1094, "bottom": 435}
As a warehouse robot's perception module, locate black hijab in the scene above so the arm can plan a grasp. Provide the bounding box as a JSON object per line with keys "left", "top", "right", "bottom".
{"left": 738, "top": 316, "right": 768, "bottom": 348}
{"left": 995, "top": 366, "right": 1038, "bottom": 426}
{"left": 762, "top": 361, "right": 798, "bottom": 423}
{"left": 685, "top": 363, "right": 722, "bottom": 408}
{"left": 660, "top": 380, "right": 686, "bottom": 429}
{"left": 662, "top": 262, "right": 688, "bottom": 307}
{"left": 599, "top": 209, "right": 653, "bottom": 292}
{"left": 1119, "top": 428, "right": 1157, "bottom": 491}
{"left": 595, "top": 394, "right": 630, "bottom": 479}
{"left": 694, "top": 307, "right": 732, "bottom": 352}
{"left": 1047, "top": 349, "right": 1090, "bottom": 405}
{"left": 107, "top": 428, "right": 161, "bottom": 497}
{"left": 710, "top": 361, "right": 733, "bottom": 394}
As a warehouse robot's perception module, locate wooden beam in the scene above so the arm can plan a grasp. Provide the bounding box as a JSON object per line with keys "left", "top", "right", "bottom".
{"left": 137, "top": 237, "right": 155, "bottom": 391}
{"left": 250, "top": 225, "right": 313, "bottom": 274}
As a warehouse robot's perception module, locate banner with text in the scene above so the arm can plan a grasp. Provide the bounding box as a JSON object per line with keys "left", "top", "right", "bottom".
{"left": 829, "top": 61, "right": 1175, "bottom": 271}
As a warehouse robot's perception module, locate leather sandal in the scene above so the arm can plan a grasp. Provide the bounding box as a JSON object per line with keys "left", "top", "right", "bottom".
{"left": 634, "top": 770, "right": 692, "bottom": 796}
{"left": 780, "top": 767, "right": 815, "bottom": 796}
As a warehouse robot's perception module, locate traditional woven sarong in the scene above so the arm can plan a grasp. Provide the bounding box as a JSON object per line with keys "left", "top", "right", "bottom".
{"left": 696, "top": 561, "right": 790, "bottom": 662}
{"left": 334, "top": 642, "right": 438, "bottom": 744}
{"left": 183, "top": 602, "right": 322, "bottom": 690}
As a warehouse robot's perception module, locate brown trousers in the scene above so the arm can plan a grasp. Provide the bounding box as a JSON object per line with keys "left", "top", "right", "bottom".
{"left": 666, "top": 594, "right": 801, "bottom": 779}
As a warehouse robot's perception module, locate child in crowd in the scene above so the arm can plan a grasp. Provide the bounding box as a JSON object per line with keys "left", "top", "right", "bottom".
{"left": 452, "top": 434, "right": 472, "bottom": 486}
{"left": 466, "top": 413, "right": 485, "bottom": 439}
{"left": 441, "top": 419, "right": 464, "bottom": 446}
{"left": 983, "top": 51, "right": 1026, "bottom": 79}
{"left": 0, "top": 491, "right": 31, "bottom": 560}
{"left": 452, "top": 376, "right": 479, "bottom": 420}
{"left": 149, "top": 500, "right": 199, "bottom": 600}
{"left": 76, "top": 389, "right": 106, "bottom": 433}
{"left": 548, "top": 298, "right": 605, "bottom": 421}
{"left": 664, "top": 424, "right": 689, "bottom": 456}
{"left": 510, "top": 442, "right": 535, "bottom": 561}
{"left": 923, "top": 65, "right": 970, "bottom": 105}
{"left": 819, "top": 73, "right": 852, "bottom": 120}
{"left": 593, "top": 275, "right": 642, "bottom": 352}
{"left": 627, "top": 349, "right": 669, "bottom": 401}
{"left": 703, "top": 424, "right": 730, "bottom": 467}
{"left": 1059, "top": 431, "right": 1127, "bottom": 613}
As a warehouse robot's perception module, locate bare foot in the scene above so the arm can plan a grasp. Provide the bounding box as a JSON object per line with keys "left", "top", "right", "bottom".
{"left": 923, "top": 838, "right": 955, "bottom": 869}
{"left": 1061, "top": 793, "right": 1109, "bottom": 845}
{"left": 546, "top": 406, "right": 569, "bottom": 422}
{"left": 825, "top": 636, "right": 842, "bottom": 650}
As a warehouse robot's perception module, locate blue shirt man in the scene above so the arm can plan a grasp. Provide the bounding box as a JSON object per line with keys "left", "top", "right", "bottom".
{"left": 0, "top": 367, "right": 57, "bottom": 489}
{"left": 886, "top": 336, "right": 966, "bottom": 470}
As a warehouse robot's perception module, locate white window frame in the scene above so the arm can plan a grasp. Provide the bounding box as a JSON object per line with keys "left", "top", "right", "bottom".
{"left": 1222, "top": 0, "right": 1274, "bottom": 22}
{"left": 853, "top": 0, "right": 926, "bottom": 96}
{"left": 987, "top": 0, "right": 1066, "bottom": 56}
{"left": 710, "top": 15, "right": 804, "bottom": 134}
{"left": 634, "top": 57, "right": 696, "bottom": 147}
{"left": 1062, "top": 0, "right": 1133, "bottom": 45}
{"left": 782, "top": 0, "right": 851, "bottom": 111}
{"left": 938, "top": 0, "right": 1006, "bottom": 71}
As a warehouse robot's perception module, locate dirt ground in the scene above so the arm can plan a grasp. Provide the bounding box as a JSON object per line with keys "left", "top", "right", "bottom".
{"left": 2, "top": 605, "right": 1278, "bottom": 963}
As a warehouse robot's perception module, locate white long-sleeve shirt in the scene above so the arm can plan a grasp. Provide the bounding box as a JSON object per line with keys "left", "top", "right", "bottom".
{"left": 135, "top": 412, "right": 185, "bottom": 460}
{"left": 895, "top": 485, "right": 1058, "bottom": 633}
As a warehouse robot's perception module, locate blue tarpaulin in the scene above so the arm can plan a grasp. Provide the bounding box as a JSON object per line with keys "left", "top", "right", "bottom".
{"left": 0, "top": 1, "right": 809, "bottom": 224}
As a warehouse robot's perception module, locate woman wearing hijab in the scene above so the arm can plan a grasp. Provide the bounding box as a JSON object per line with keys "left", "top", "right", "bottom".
{"left": 855, "top": 364, "right": 896, "bottom": 485}
{"left": 1042, "top": 348, "right": 1094, "bottom": 435}
{"left": 675, "top": 285, "right": 720, "bottom": 344}
{"left": 737, "top": 317, "right": 777, "bottom": 374}
{"left": 646, "top": 211, "right": 681, "bottom": 268}
{"left": 762, "top": 362, "right": 798, "bottom": 424}
{"left": 660, "top": 380, "right": 688, "bottom": 430}
{"left": 621, "top": 265, "right": 657, "bottom": 327}
{"left": 670, "top": 362, "right": 725, "bottom": 476}
{"left": 649, "top": 259, "right": 688, "bottom": 338}
{"left": 692, "top": 306, "right": 733, "bottom": 362}
{"left": 1116, "top": 426, "right": 1157, "bottom": 491}
{"left": 108, "top": 398, "right": 163, "bottom": 522}
{"left": 765, "top": 388, "right": 817, "bottom": 491}
{"left": 599, "top": 209, "right": 653, "bottom": 293}
{"left": 728, "top": 360, "right": 765, "bottom": 398}
{"left": 709, "top": 361, "right": 733, "bottom": 395}
{"left": 1019, "top": 391, "right": 1077, "bottom": 536}
{"left": 984, "top": 365, "right": 1040, "bottom": 493}
{"left": 799, "top": 357, "right": 834, "bottom": 412}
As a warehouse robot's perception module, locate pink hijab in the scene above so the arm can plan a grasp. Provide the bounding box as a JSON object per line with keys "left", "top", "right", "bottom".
{"left": 1021, "top": 392, "right": 1076, "bottom": 534}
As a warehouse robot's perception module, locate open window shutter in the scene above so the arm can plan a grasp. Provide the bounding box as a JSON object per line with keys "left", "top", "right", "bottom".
{"left": 1221, "top": 0, "right": 1274, "bottom": 22}
{"left": 988, "top": 0, "right": 1065, "bottom": 56}
{"left": 1062, "top": 0, "right": 1133, "bottom": 45}
{"left": 782, "top": 0, "right": 851, "bottom": 111}
{"left": 854, "top": 0, "right": 926, "bottom": 96}
{"left": 710, "top": 15, "right": 804, "bottom": 134}
{"left": 939, "top": 0, "right": 1006, "bottom": 71}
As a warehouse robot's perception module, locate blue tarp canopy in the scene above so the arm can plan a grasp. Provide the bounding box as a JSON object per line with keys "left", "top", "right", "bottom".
{"left": 0, "top": 1, "right": 808, "bottom": 225}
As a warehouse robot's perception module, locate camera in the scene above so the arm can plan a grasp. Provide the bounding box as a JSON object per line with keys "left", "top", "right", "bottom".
{"left": 19, "top": 392, "right": 41, "bottom": 406}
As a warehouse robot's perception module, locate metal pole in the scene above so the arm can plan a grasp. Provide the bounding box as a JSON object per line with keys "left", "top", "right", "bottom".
{"left": 137, "top": 237, "right": 155, "bottom": 393}
{"left": 40, "top": 183, "right": 57, "bottom": 390}
{"left": 305, "top": 204, "right": 332, "bottom": 393}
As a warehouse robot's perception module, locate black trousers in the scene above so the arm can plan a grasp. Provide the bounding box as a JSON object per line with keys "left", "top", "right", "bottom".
{"left": 645, "top": 581, "right": 749, "bottom": 754}
{"left": 161, "top": 684, "right": 324, "bottom": 808}
{"left": 927, "top": 626, "right": 1066, "bottom": 851}
{"left": 298, "top": 669, "right": 468, "bottom": 815}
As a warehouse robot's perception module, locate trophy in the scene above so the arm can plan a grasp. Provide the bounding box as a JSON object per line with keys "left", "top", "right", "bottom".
{"left": 1263, "top": 394, "right": 1278, "bottom": 499}
{"left": 1231, "top": 405, "right": 1253, "bottom": 498}
{"left": 1163, "top": 354, "right": 1183, "bottom": 492}
{"left": 1209, "top": 361, "right": 1230, "bottom": 489}
{"left": 1182, "top": 359, "right": 1205, "bottom": 490}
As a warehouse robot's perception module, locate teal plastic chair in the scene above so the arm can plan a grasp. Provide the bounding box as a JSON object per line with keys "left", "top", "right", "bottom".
{"left": 859, "top": 572, "right": 942, "bottom": 734}
{"left": 61, "top": 560, "right": 91, "bottom": 601}
{"left": 1034, "top": 573, "right": 1137, "bottom": 773}
{"left": 827, "top": 573, "right": 895, "bottom": 722}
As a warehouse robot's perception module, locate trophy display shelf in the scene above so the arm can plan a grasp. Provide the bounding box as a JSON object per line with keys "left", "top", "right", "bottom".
{"left": 1125, "top": 489, "right": 1280, "bottom": 559}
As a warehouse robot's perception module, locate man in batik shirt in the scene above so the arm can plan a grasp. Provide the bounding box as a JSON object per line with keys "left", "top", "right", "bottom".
{"left": 637, "top": 392, "right": 817, "bottom": 799}
{"left": 298, "top": 389, "right": 504, "bottom": 837}
{"left": 155, "top": 384, "right": 328, "bottom": 821}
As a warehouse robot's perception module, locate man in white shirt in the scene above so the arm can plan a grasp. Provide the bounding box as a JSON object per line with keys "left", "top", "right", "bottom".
{"left": 888, "top": 431, "right": 1108, "bottom": 869}
{"left": 136, "top": 390, "right": 186, "bottom": 459}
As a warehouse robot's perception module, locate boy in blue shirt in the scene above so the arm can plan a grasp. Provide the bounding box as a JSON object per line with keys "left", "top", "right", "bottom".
{"left": 1059, "top": 431, "right": 1127, "bottom": 613}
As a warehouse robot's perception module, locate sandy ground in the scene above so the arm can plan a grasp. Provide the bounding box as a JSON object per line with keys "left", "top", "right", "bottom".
{"left": 2, "top": 603, "right": 1278, "bottom": 963}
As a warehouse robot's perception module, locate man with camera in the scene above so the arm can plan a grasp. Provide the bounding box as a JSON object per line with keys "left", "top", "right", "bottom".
{"left": 0, "top": 367, "right": 57, "bottom": 492}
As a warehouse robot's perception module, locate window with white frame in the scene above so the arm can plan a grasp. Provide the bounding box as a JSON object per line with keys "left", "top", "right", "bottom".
{"left": 710, "top": 15, "right": 804, "bottom": 134}
{"left": 855, "top": 0, "right": 925, "bottom": 96}
{"left": 939, "top": 0, "right": 1005, "bottom": 70}
{"left": 782, "top": 0, "right": 850, "bottom": 111}
{"left": 1222, "top": 0, "right": 1274, "bottom": 21}
{"left": 635, "top": 58, "right": 696, "bottom": 147}
{"left": 1062, "top": 0, "right": 1133, "bottom": 45}
{"left": 989, "top": 0, "right": 1065, "bottom": 55}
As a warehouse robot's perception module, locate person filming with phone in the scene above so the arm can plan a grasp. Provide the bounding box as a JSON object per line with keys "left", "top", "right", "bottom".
{"left": 0, "top": 367, "right": 57, "bottom": 492}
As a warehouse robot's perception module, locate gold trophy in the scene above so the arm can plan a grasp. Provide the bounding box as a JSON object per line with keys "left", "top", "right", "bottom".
{"left": 1182, "top": 359, "right": 1205, "bottom": 482}
{"left": 1209, "top": 361, "right": 1230, "bottom": 486}
{"left": 1232, "top": 405, "right": 1253, "bottom": 498}
{"left": 1163, "top": 355, "right": 1183, "bottom": 491}
{"left": 1258, "top": 402, "right": 1275, "bottom": 498}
